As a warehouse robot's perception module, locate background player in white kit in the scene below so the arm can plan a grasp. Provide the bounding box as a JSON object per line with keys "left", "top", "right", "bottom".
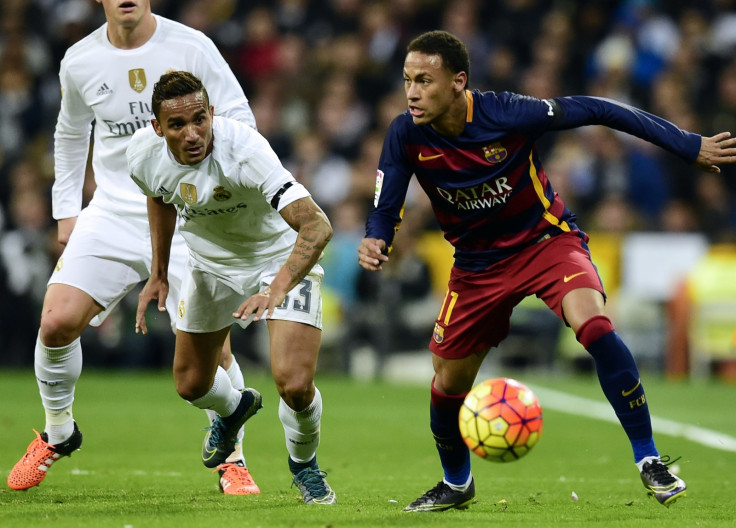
{"left": 129, "top": 70, "right": 336, "bottom": 505}
{"left": 8, "top": 0, "right": 260, "bottom": 495}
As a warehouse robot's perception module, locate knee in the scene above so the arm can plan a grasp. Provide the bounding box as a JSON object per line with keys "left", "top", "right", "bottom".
{"left": 575, "top": 315, "right": 614, "bottom": 349}
{"left": 274, "top": 373, "right": 314, "bottom": 411}
{"left": 39, "top": 312, "right": 85, "bottom": 348}
{"left": 174, "top": 367, "right": 212, "bottom": 401}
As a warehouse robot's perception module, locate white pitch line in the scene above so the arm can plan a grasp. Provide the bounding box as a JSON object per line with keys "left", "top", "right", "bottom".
{"left": 530, "top": 385, "right": 736, "bottom": 453}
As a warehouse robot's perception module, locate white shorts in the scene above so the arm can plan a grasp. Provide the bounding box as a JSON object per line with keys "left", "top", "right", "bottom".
{"left": 176, "top": 259, "right": 324, "bottom": 333}
{"left": 49, "top": 204, "right": 188, "bottom": 329}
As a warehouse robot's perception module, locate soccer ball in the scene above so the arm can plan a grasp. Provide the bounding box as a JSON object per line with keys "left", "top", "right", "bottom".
{"left": 458, "top": 377, "right": 543, "bottom": 463}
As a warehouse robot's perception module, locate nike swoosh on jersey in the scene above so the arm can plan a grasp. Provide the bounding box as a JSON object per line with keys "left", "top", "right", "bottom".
{"left": 621, "top": 379, "right": 641, "bottom": 397}
{"left": 563, "top": 271, "right": 587, "bottom": 283}
{"left": 418, "top": 152, "right": 444, "bottom": 161}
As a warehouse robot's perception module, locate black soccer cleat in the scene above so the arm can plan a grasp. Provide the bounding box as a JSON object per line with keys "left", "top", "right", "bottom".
{"left": 291, "top": 467, "right": 337, "bottom": 505}
{"left": 640, "top": 455, "right": 687, "bottom": 507}
{"left": 202, "top": 388, "right": 262, "bottom": 468}
{"left": 403, "top": 479, "right": 475, "bottom": 512}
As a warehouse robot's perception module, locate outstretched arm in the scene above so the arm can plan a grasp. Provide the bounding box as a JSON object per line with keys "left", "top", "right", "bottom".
{"left": 694, "top": 132, "right": 736, "bottom": 173}
{"left": 136, "top": 196, "right": 177, "bottom": 334}
{"left": 233, "top": 196, "right": 333, "bottom": 322}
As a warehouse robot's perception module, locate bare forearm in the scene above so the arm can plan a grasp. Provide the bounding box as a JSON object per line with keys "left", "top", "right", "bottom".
{"left": 148, "top": 196, "right": 177, "bottom": 277}
{"left": 272, "top": 197, "right": 333, "bottom": 295}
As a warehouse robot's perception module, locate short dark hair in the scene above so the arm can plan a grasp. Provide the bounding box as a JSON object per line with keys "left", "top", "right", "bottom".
{"left": 407, "top": 30, "right": 470, "bottom": 85}
{"left": 152, "top": 70, "right": 210, "bottom": 120}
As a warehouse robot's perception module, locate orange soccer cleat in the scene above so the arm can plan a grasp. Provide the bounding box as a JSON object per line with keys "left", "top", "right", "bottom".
{"left": 216, "top": 462, "right": 261, "bottom": 495}
{"left": 7, "top": 424, "right": 83, "bottom": 490}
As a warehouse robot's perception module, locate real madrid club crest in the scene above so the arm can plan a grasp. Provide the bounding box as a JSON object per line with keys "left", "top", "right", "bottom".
{"left": 129, "top": 68, "right": 146, "bottom": 93}
{"left": 213, "top": 186, "right": 231, "bottom": 201}
{"left": 482, "top": 142, "right": 508, "bottom": 164}
{"left": 180, "top": 183, "right": 198, "bottom": 205}
{"left": 178, "top": 300, "right": 186, "bottom": 319}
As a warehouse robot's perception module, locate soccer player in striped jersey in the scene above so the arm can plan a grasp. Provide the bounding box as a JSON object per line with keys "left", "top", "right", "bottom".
{"left": 359, "top": 30, "right": 736, "bottom": 511}
{"left": 8, "top": 0, "right": 259, "bottom": 495}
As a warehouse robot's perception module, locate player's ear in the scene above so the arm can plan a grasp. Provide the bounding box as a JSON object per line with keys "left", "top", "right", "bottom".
{"left": 209, "top": 105, "right": 214, "bottom": 118}
{"left": 151, "top": 119, "right": 164, "bottom": 137}
{"left": 453, "top": 71, "right": 467, "bottom": 94}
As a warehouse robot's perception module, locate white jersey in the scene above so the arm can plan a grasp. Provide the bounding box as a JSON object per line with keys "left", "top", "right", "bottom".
{"left": 53, "top": 15, "right": 255, "bottom": 220}
{"left": 128, "top": 116, "right": 311, "bottom": 283}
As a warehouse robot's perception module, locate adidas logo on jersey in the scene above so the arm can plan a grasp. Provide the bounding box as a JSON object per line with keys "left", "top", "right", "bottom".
{"left": 156, "top": 185, "right": 172, "bottom": 195}
{"left": 96, "top": 83, "right": 113, "bottom": 96}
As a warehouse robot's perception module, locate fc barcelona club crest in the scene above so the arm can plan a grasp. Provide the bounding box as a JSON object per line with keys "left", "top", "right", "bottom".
{"left": 129, "top": 68, "right": 146, "bottom": 93}
{"left": 180, "top": 183, "right": 198, "bottom": 205}
{"left": 482, "top": 142, "right": 508, "bottom": 164}
{"left": 433, "top": 323, "right": 445, "bottom": 344}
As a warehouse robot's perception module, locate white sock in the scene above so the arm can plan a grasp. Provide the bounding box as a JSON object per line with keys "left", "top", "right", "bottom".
{"left": 205, "top": 356, "right": 245, "bottom": 422}
{"left": 445, "top": 473, "right": 473, "bottom": 492}
{"left": 227, "top": 356, "right": 245, "bottom": 391}
{"left": 636, "top": 455, "right": 659, "bottom": 472}
{"left": 279, "top": 387, "right": 322, "bottom": 464}
{"left": 224, "top": 356, "right": 247, "bottom": 464}
{"left": 35, "top": 334, "right": 82, "bottom": 444}
{"left": 189, "top": 366, "right": 240, "bottom": 417}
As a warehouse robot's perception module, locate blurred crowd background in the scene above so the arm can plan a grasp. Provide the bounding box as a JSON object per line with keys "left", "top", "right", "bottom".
{"left": 1, "top": 0, "right": 736, "bottom": 378}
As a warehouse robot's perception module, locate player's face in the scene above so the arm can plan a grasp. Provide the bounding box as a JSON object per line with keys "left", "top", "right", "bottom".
{"left": 152, "top": 92, "right": 214, "bottom": 166}
{"left": 98, "top": 0, "right": 151, "bottom": 27}
{"left": 403, "top": 51, "right": 467, "bottom": 135}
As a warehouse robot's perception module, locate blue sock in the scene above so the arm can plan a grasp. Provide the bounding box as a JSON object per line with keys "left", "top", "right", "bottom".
{"left": 288, "top": 454, "right": 318, "bottom": 474}
{"left": 586, "top": 331, "right": 659, "bottom": 462}
{"left": 429, "top": 393, "right": 470, "bottom": 486}
{"left": 631, "top": 438, "right": 658, "bottom": 462}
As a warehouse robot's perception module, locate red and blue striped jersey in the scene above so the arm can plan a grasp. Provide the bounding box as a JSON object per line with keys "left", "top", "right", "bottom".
{"left": 366, "top": 89, "right": 701, "bottom": 271}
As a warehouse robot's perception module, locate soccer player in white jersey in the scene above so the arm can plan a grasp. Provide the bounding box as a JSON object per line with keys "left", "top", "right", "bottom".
{"left": 7, "top": 0, "right": 260, "bottom": 495}
{"left": 128, "top": 70, "right": 336, "bottom": 505}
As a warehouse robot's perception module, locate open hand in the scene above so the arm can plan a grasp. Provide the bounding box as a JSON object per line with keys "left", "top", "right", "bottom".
{"left": 696, "top": 132, "right": 736, "bottom": 173}
{"left": 232, "top": 286, "right": 286, "bottom": 322}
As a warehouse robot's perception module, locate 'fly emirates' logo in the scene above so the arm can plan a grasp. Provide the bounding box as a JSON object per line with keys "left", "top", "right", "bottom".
{"left": 180, "top": 202, "right": 248, "bottom": 222}
{"left": 102, "top": 101, "right": 153, "bottom": 137}
{"left": 436, "top": 177, "right": 512, "bottom": 210}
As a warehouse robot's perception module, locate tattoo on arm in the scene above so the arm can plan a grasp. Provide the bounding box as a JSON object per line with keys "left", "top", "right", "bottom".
{"left": 278, "top": 197, "right": 333, "bottom": 288}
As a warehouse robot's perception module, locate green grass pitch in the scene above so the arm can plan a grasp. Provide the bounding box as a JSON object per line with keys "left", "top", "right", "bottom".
{"left": 1, "top": 368, "right": 735, "bottom": 527}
